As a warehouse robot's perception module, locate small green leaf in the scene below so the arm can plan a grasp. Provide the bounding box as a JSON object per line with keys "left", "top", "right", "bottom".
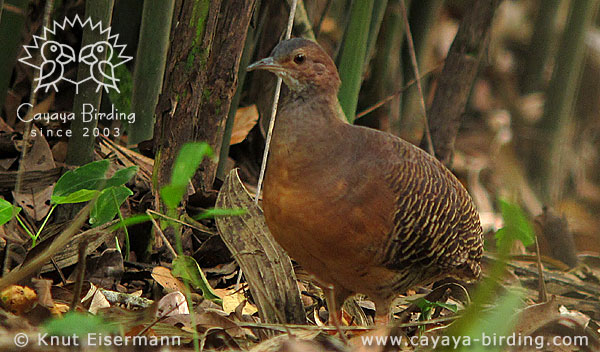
{"left": 105, "top": 166, "right": 138, "bottom": 188}
{"left": 0, "top": 199, "right": 21, "bottom": 226}
{"left": 109, "top": 214, "right": 152, "bottom": 231}
{"left": 43, "top": 312, "right": 116, "bottom": 337}
{"left": 459, "top": 291, "right": 523, "bottom": 352}
{"left": 496, "top": 199, "right": 535, "bottom": 249}
{"left": 90, "top": 186, "right": 133, "bottom": 227}
{"left": 160, "top": 184, "right": 184, "bottom": 210}
{"left": 51, "top": 160, "right": 110, "bottom": 204}
{"left": 415, "top": 298, "right": 458, "bottom": 313}
{"left": 172, "top": 255, "right": 222, "bottom": 305}
{"left": 194, "top": 207, "right": 247, "bottom": 220}
{"left": 171, "top": 143, "right": 213, "bottom": 186}
{"left": 160, "top": 143, "right": 213, "bottom": 209}
{"left": 52, "top": 189, "right": 99, "bottom": 204}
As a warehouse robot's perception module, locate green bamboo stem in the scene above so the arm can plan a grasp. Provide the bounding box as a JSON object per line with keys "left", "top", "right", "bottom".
{"left": 0, "top": 0, "right": 28, "bottom": 114}
{"left": 128, "top": 0, "right": 175, "bottom": 146}
{"left": 337, "top": 0, "right": 374, "bottom": 122}
{"left": 523, "top": 0, "right": 562, "bottom": 93}
{"left": 401, "top": 0, "right": 442, "bottom": 132}
{"left": 364, "top": 0, "right": 388, "bottom": 68}
{"left": 543, "top": 0, "right": 600, "bottom": 203}
{"left": 359, "top": 0, "right": 405, "bottom": 131}
{"left": 66, "top": 0, "right": 115, "bottom": 166}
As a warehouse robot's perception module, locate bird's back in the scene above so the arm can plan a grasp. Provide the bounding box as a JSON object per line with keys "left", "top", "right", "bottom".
{"left": 352, "top": 125, "right": 484, "bottom": 281}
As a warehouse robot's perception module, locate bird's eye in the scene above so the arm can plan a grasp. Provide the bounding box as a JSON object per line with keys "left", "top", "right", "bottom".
{"left": 293, "top": 53, "right": 305, "bottom": 65}
{"left": 50, "top": 45, "right": 58, "bottom": 52}
{"left": 97, "top": 46, "right": 104, "bottom": 53}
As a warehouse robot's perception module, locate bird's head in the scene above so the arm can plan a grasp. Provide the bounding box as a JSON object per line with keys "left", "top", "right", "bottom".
{"left": 79, "top": 41, "right": 113, "bottom": 65}
{"left": 247, "top": 38, "right": 340, "bottom": 95}
{"left": 41, "top": 41, "right": 75, "bottom": 64}
{"left": 57, "top": 44, "right": 76, "bottom": 65}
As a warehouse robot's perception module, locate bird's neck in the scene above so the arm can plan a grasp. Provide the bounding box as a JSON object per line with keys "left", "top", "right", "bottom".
{"left": 268, "top": 89, "right": 345, "bottom": 171}
{"left": 274, "top": 90, "right": 342, "bottom": 143}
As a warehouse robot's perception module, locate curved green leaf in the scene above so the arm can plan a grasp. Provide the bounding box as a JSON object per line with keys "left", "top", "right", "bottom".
{"left": 90, "top": 186, "right": 133, "bottom": 227}
{"left": 51, "top": 160, "right": 110, "bottom": 204}
{"left": 172, "top": 255, "right": 222, "bottom": 305}
{"left": 0, "top": 199, "right": 21, "bottom": 226}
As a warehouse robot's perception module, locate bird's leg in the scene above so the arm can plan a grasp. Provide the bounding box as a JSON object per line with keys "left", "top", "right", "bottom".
{"left": 323, "top": 285, "right": 348, "bottom": 344}
{"left": 374, "top": 312, "right": 390, "bottom": 326}
{"left": 374, "top": 300, "right": 391, "bottom": 326}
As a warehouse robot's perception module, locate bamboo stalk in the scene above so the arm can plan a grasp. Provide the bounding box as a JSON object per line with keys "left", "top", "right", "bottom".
{"left": 337, "top": 0, "right": 374, "bottom": 122}
{"left": 128, "top": 0, "right": 175, "bottom": 146}
{"left": 543, "top": 0, "right": 600, "bottom": 204}
{"left": 66, "top": 0, "right": 115, "bottom": 165}
{"left": 0, "top": 0, "right": 28, "bottom": 113}
{"left": 522, "top": 0, "right": 562, "bottom": 93}
{"left": 401, "top": 0, "right": 442, "bottom": 133}
{"left": 359, "top": 0, "right": 405, "bottom": 132}
{"left": 364, "top": 0, "right": 388, "bottom": 68}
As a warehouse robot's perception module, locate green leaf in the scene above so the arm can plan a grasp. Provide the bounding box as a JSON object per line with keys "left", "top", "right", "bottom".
{"left": 0, "top": 199, "right": 21, "bottom": 226}
{"left": 415, "top": 298, "right": 458, "bottom": 314}
{"left": 105, "top": 166, "right": 138, "bottom": 188}
{"left": 90, "top": 186, "right": 133, "bottom": 227}
{"left": 43, "top": 312, "right": 116, "bottom": 337}
{"left": 160, "top": 142, "right": 213, "bottom": 209}
{"left": 51, "top": 189, "right": 99, "bottom": 204}
{"left": 51, "top": 160, "right": 110, "bottom": 204}
{"left": 172, "top": 255, "right": 222, "bottom": 305}
{"left": 194, "top": 207, "right": 247, "bottom": 220}
{"left": 458, "top": 291, "right": 523, "bottom": 352}
{"left": 171, "top": 143, "right": 213, "bottom": 185}
{"left": 495, "top": 199, "right": 535, "bottom": 249}
{"left": 160, "top": 184, "right": 184, "bottom": 210}
{"left": 109, "top": 213, "right": 151, "bottom": 231}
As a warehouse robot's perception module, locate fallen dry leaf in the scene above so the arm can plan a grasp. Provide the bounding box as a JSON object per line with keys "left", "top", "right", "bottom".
{"left": 152, "top": 266, "right": 187, "bottom": 292}
{"left": 0, "top": 285, "right": 37, "bottom": 315}
{"left": 11, "top": 125, "right": 55, "bottom": 220}
{"left": 231, "top": 105, "right": 259, "bottom": 145}
{"left": 157, "top": 291, "right": 189, "bottom": 317}
{"left": 222, "top": 291, "right": 258, "bottom": 316}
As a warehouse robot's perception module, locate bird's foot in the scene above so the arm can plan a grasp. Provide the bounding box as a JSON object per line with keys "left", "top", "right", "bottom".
{"left": 374, "top": 313, "right": 390, "bottom": 326}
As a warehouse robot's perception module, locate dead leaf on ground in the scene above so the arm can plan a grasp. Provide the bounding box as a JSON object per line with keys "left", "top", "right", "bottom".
{"left": 157, "top": 291, "right": 189, "bottom": 317}
{"left": 222, "top": 290, "right": 258, "bottom": 316}
{"left": 31, "top": 278, "right": 53, "bottom": 309}
{"left": 152, "top": 266, "right": 187, "bottom": 292}
{"left": 0, "top": 285, "right": 37, "bottom": 315}
{"left": 11, "top": 125, "right": 55, "bottom": 221}
{"left": 231, "top": 105, "right": 259, "bottom": 145}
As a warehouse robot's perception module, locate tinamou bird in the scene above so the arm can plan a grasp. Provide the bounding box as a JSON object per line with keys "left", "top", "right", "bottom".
{"left": 79, "top": 41, "right": 120, "bottom": 93}
{"left": 248, "top": 38, "right": 483, "bottom": 324}
{"left": 35, "top": 41, "right": 76, "bottom": 93}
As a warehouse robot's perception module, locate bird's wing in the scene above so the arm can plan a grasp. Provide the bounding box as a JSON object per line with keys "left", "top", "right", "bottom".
{"left": 36, "top": 60, "right": 57, "bottom": 84}
{"left": 347, "top": 126, "right": 483, "bottom": 277}
{"left": 98, "top": 61, "right": 118, "bottom": 86}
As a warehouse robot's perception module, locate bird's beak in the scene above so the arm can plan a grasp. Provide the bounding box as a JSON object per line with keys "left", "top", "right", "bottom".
{"left": 247, "top": 57, "right": 284, "bottom": 73}
{"left": 79, "top": 45, "right": 95, "bottom": 65}
{"left": 57, "top": 44, "right": 76, "bottom": 64}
